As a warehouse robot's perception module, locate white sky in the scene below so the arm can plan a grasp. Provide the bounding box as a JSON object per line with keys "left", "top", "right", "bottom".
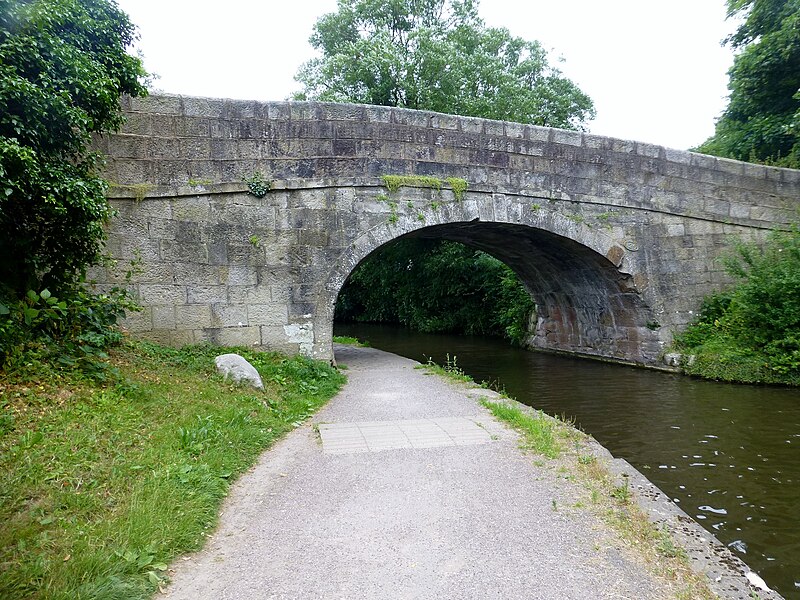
{"left": 116, "top": 0, "right": 738, "bottom": 150}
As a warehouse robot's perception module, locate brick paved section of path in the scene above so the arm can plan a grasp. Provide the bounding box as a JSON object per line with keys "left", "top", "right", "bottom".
{"left": 162, "top": 345, "right": 676, "bottom": 599}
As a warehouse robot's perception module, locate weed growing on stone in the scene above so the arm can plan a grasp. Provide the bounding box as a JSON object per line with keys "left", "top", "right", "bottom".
{"left": 382, "top": 174, "right": 442, "bottom": 193}
{"left": 381, "top": 174, "right": 467, "bottom": 201}
{"left": 243, "top": 172, "right": 271, "bottom": 198}
{"left": 445, "top": 177, "right": 468, "bottom": 201}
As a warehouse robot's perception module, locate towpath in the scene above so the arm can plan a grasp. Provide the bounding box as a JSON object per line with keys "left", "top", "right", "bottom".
{"left": 162, "top": 345, "right": 705, "bottom": 599}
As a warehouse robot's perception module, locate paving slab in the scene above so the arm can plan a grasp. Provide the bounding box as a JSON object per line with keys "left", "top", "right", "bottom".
{"left": 319, "top": 417, "right": 492, "bottom": 454}
{"left": 160, "top": 345, "right": 688, "bottom": 599}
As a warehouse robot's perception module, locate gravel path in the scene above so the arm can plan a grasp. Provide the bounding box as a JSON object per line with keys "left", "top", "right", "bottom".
{"left": 162, "top": 344, "right": 671, "bottom": 599}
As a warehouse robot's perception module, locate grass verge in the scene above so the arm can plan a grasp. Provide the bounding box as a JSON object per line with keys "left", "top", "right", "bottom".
{"left": 0, "top": 341, "right": 345, "bottom": 599}
{"left": 482, "top": 396, "right": 715, "bottom": 599}
{"left": 421, "top": 358, "right": 715, "bottom": 599}
{"left": 415, "top": 355, "right": 475, "bottom": 384}
{"left": 480, "top": 400, "right": 562, "bottom": 459}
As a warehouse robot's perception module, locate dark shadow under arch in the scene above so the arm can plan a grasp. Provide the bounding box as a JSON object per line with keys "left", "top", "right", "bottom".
{"left": 330, "top": 221, "right": 661, "bottom": 365}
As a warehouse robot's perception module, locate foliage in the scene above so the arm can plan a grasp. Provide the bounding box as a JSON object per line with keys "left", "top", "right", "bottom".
{"left": 244, "top": 171, "right": 272, "bottom": 198}
{"left": 295, "top": 0, "right": 595, "bottom": 130}
{"left": 674, "top": 227, "right": 800, "bottom": 385}
{"left": 0, "top": 0, "right": 146, "bottom": 373}
{"left": 335, "top": 239, "right": 534, "bottom": 344}
{"left": 0, "top": 0, "right": 147, "bottom": 296}
{"left": 0, "top": 283, "right": 138, "bottom": 380}
{"left": 417, "top": 353, "right": 475, "bottom": 384}
{"left": 332, "top": 335, "right": 370, "bottom": 346}
{"left": 696, "top": 0, "right": 800, "bottom": 167}
{"left": 0, "top": 342, "right": 344, "bottom": 599}
{"left": 382, "top": 174, "right": 443, "bottom": 193}
{"left": 381, "top": 173, "right": 468, "bottom": 201}
{"left": 481, "top": 399, "right": 561, "bottom": 458}
{"left": 445, "top": 176, "right": 468, "bottom": 200}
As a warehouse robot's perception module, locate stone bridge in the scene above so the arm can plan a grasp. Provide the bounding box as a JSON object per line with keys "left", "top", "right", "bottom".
{"left": 90, "top": 94, "right": 800, "bottom": 367}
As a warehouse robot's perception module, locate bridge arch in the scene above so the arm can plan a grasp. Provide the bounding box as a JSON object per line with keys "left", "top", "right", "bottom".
{"left": 315, "top": 193, "right": 660, "bottom": 365}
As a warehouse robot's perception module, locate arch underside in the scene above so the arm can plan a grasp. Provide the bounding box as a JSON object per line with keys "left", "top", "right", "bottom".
{"left": 337, "top": 222, "right": 661, "bottom": 365}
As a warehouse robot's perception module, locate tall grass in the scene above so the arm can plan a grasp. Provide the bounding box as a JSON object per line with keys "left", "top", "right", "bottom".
{"left": 0, "top": 342, "right": 344, "bottom": 599}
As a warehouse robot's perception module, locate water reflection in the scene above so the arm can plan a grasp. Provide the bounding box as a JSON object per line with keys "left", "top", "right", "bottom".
{"left": 336, "top": 323, "right": 800, "bottom": 598}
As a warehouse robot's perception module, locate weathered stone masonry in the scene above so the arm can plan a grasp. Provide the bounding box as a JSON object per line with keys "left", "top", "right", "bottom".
{"left": 90, "top": 94, "right": 800, "bottom": 366}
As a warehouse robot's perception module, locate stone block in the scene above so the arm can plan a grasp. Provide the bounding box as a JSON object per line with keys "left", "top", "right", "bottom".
{"left": 147, "top": 137, "right": 181, "bottom": 159}
{"left": 108, "top": 232, "right": 161, "bottom": 265}
{"left": 183, "top": 96, "right": 225, "bottom": 118}
{"left": 160, "top": 240, "right": 208, "bottom": 263}
{"left": 247, "top": 303, "right": 288, "bottom": 326}
{"left": 176, "top": 117, "right": 210, "bottom": 138}
{"left": 221, "top": 265, "right": 258, "bottom": 286}
{"left": 120, "top": 112, "right": 151, "bottom": 136}
{"left": 152, "top": 305, "right": 176, "bottom": 329}
{"left": 666, "top": 223, "right": 685, "bottom": 237}
{"left": 206, "top": 326, "right": 261, "bottom": 347}
{"left": 552, "top": 129, "right": 582, "bottom": 147}
{"left": 121, "top": 306, "right": 152, "bottom": 332}
{"left": 109, "top": 135, "right": 147, "bottom": 159}
{"left": 176, "top": 304, "right": 212, "bottom": 328}
{"left": 211, "top": 303, "right": 248, "bottom": 327}
{"left": 131, "top": 94, "right": 182, "bottom": 115}
{"left": 187, "top": 285, "right": 228, "bottom": 304}
{"left": 139, "top": 284, "right": 186, "bottom": 305}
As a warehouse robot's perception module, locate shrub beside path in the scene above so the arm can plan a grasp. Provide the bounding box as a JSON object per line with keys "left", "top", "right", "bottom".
{"left": 161, "top": 345, "right": 758, "bottom": 599}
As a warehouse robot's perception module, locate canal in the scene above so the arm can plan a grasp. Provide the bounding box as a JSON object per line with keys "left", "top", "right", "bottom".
{"left": 335, "top": 322, "right": 800, "bottom": 598}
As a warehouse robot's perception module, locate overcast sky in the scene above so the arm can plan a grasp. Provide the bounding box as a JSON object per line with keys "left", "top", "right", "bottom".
{"left": 115, "top": 0, "right": 738, "bottom": 151}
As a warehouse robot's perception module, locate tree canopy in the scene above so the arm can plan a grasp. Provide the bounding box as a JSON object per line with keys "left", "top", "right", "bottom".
{"left": 0, "top": 0, "right": 147, "bottom": 298}
{"left": 336, "top": 239, "right": 535, "bottom": 344}
{"left": 697, "top": 0, "right": 800, "bottom": 167}
{"left": 295, "top": 0, "right": 595, "bottom": 129}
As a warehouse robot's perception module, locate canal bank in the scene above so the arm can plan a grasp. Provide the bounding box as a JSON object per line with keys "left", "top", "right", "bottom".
{"left": 162, "top": 344, "right": 773, "bottom": 599}
{"left": 337, "top": 322, "right": 800, "bottom": 598}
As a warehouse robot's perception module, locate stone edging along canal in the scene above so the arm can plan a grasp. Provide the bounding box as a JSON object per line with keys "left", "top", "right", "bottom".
{"left": 458, "top": 385, "right": 782, "bottom": 600}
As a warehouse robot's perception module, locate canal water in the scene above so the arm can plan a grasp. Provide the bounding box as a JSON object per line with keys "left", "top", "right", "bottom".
{"left": 335, "top": 322, "right": 800, "bottom": 598}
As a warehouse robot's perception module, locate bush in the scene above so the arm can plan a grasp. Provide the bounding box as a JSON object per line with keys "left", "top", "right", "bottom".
{"left": 674, "top": 227, "right": 800, "bottom": 385}
{"left": 0, "top": 285, "right": 138, "bottom": 380}
{"left": 0, "top": 0, "right": 146, "bottom": 375}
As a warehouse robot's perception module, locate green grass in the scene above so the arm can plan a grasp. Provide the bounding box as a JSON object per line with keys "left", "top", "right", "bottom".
{"left": 0, "top": 341, "right": 345, "bottom": 599}
{"left": 410, "top": 355, "right": 713, "bottom": 597}
{"left": 480, "top": 400, "right": 562, "bottom": 458}
{"left": 415, "top": 355, "right": 474, "bottom": 384}
{"left": 331, "top": 335, "right": 369, "bottom": 347}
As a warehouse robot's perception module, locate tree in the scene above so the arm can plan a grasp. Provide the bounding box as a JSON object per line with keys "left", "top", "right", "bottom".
{"left": 336, "top": 239, "right": 535, "bottom": 344}
{"left": 697, "top": 0, "right": 800, "bottom": 167}
{"left": 296, "top": 0, "right": 595, "bottom": 129}
{"left": 0, "top": 0, "right": 147, "bottom": 299}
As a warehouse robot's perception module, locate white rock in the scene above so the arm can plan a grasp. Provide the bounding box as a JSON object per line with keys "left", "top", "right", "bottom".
{"left": 214, "top": 353, "right": 264, "bottom": 390}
